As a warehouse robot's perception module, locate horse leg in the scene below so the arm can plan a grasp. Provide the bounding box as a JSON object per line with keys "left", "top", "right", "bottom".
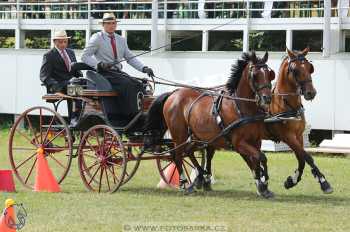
{"left": 203, "top": 147, "right": 215, "bottom": 191}
{"left": 186, "top": 151, "right": 205, "bottom": 190}
{"left": 236, "top": 141, "right": 274, "bottom": 199}
{"left": 282, "top": 135, "right": 306, "bottom": 189}
{"left": 297, "top": 135, "right": 333, "bottom": 194}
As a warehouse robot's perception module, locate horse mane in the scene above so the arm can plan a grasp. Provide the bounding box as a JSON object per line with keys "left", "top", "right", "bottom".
{"left": 226, "top": 51, "right": 266, "bottom": 94}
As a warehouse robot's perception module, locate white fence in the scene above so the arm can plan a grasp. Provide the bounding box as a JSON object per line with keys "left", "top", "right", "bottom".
{"left": 0, "top": 49, "right": 349, "bottom": 131}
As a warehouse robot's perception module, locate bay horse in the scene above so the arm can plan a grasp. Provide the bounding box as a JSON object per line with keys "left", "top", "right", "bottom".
{"left": 145, "top": 51, "right": 276, "bottom": 198}
{"left": 203, "top": 48, "right": 333, "bottom": 194}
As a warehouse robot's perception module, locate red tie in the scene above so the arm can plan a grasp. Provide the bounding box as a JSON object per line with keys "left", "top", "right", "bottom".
{"left": 61, "top": 49, "right": 71, "bottom": 72}
{"left": 109, "top": 34, "right": 117, "bottom": 59}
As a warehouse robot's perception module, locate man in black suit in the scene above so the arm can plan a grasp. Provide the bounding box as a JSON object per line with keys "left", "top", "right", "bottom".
{"left": 39, "top": 30, "right": 81, "bottom": 125}
{"left": 40, "top": 30, "right": 79, "bottom": 93}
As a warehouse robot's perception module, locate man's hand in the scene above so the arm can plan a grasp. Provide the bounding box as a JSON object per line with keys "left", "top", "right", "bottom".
{"left": 142, "top": 66, "right": 155, "bottom": 78}
{"left": 97, "top": 62, "right": 113, "bottom": 72}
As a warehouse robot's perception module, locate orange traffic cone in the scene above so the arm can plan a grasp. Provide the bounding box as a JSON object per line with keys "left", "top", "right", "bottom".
{"left": 34, "top": 147, "right": 61, "bottom": 192}
{"left": 157, "top": 163, "right": 179, "bottom": 189}
{"left": 0, "top": 199, "right": 17, "bottom": 232}
{"left": 0, "top": 170, "right": 16, "bottom": 192}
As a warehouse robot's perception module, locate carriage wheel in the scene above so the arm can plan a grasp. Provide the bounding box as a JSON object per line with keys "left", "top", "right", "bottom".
{"left": 8, "top": 106, "right": 73, "bottom": 189}
{"left": 156, "top": 149, "right": 205, "bottom": 188}
{"left": 122, "top": 141, "right": 142, "bottom": 185}
{"left": 78, "top": 125, "right": 127, "bottom": 193}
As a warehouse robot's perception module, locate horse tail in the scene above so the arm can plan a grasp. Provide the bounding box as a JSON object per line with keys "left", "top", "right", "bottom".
{"left": 143, "top": 92, "right": 172, "bottom": 135}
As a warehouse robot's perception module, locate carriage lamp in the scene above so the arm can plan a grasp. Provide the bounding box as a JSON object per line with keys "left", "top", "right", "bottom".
{"left": 67, "top": 77, "right": 86, "bottom": 96}
{"left": 67, "top": 83, "right": 84, "bottom": 96}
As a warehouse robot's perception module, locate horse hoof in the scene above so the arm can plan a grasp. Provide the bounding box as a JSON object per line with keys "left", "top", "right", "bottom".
{"left": 203, "top": 182, "right": 212, "bottom": 192}
{"left": 183, "top": 186, "right": 196, "bottom": 195}
{"left": 194, "top": 178, "right": 204, "bottom": 190}
{"left": 284, "top": 176, "right": 297, "bottom": 189}
{"left": 258, "top": 190, "right": 275, "bottom": 199}
{"left": 321, "top": 181, "right": 333, "bottom": 194}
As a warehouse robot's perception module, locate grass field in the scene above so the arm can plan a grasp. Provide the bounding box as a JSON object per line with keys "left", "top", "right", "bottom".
{"left": 1, "top": 128, "right": 350, "bottom": 232}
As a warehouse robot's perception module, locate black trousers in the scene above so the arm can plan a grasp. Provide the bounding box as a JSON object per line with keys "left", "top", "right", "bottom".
{"left": 101, "top": 70, "right": 145, "bottom": 119}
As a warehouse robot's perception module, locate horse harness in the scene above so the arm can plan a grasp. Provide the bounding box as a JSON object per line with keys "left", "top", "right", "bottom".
{"left": 263, "top": 55, "right": 310, "bottom": 140}
{"left": 185, "top": 90, "right": 266, "bottom": 150}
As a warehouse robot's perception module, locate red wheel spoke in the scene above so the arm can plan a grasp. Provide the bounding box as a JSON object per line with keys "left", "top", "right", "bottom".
{"left": 160, "top": 161, "right": 172, "bottom": 172}
{"left": 183, "top": 163, "right": 192, "bottom": 184}
{"left": 106, "top": 160, "right": 123, "bottom": 167}
{"left": 12, "top": 147, "right": 37, "bottom": 151}
{"left": 107, "top": 166, "right": 119, "bottom": 183}
{"left": 44, "top": 147, "right": 70, "bottom": 152}
{"left": 98, "top": 166, "right": 104, "bottom": 193}
{"left": 105, "top": 167, "right": 111, "bottom": 191}
{"left": 25, "top": 114, "right": 39, "bottom": 145}
{"left": 43, "top": 115, "right": 56, "bottom": 143}
{"left": 81, "top": 161, "right": 99, "bottom": 173}
{"left": 48, "top": 153, "right": 67, "bottom": 169}
{"left": 15, "top": 129, "right": 36, "bottom": 147}
{"left": 88, "top": 166, "right": 101, "bottom": 185}
{"left": 24, "top": 157, "right": 37, "bottom": 184}
{"left": 39, "top": 108, "right": 43, "bottom": 143}
{"left": 93, "top": 130, "right": 101, "bottom": 151}
{"left": 183, "top": 159, "right": 195, "bottom": 169}
{"left": 104, "top": 136, "right": 116, "bottom": 157}
{"left": 81, "top": 153, "right": 99, "bottom": 160}
{"left": 85, "top": 135, "right": 99, "bottom": 154}
{"left": 169, "top": 165, "right": 177, "bottom": 183}
{"left": 44, "top": 129, "right": 65, "bottom": 146}
{"left": 15, "top": 152, "right": 37, "bottom": 170}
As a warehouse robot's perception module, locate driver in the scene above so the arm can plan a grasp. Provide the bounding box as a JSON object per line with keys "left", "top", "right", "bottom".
{"left": 81, "top": 12, "right": 155, "bottom": 120}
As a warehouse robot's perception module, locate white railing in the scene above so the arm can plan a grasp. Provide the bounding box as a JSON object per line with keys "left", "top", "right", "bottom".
{"left": 0, "top": 0, "right": 348, "bottom": 20}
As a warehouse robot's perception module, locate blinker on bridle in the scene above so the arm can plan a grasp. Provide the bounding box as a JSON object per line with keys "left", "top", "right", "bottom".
{"left": 248, "top": 63, "right": 272, "bottom": 93}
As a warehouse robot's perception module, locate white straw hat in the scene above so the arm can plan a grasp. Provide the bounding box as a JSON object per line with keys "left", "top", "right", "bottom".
{"left": 53, "top": 30, "right": 71, "bottom": 40}
{"left": 99, "top": 12, "right": 120, "bottom": 24}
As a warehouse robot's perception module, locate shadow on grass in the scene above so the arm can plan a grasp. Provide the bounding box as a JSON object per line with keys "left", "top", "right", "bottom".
{"left": 114, "top": 186, "right": 350, "bottom": 205}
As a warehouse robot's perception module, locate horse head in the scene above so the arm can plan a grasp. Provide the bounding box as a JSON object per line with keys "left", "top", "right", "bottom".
{"left": 285, "top": 47, "right": 316, "bottom": 100}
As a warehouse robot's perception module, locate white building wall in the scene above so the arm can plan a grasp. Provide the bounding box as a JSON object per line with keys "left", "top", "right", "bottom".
{"left": 0, "top": 49, "right": 349, "bottom": 131}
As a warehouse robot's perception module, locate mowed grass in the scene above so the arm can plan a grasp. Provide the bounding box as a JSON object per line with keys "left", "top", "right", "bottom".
{"left": 1, "top": 128, "right": 350, "bottom": 232}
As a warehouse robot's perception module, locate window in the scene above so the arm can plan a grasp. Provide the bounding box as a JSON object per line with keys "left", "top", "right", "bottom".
{"left": 171, "top": 31, "right": 202, "bottom": 51}
{"left": 293, "top": 30, "right": 323, "bottom": 52}
{"left": 249, "top": 30, "right": 286, "bottom": 51}
{"left": 66, "top": 30, "right": 86, "bottom": 50}
{"left": 0, "top": 30, "right": 15, "bottom": 48}
{"left": 209, "top": 31, "right": 243, "bottom": 51}
{"left": 24, "top": 30, "right": 50, "bottom": 49}
{"left": 127, "top": 31, "right": 151, "bottom": 51}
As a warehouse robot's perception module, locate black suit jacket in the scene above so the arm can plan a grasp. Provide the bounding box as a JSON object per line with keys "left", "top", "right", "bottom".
{"left": 39, "top": 48, "right": 78, "bottom": 92}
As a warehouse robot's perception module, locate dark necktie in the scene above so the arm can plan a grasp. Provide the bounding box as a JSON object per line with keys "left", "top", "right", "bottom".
{"left": 109, "top": 34, "right": 117, "bottom": 59}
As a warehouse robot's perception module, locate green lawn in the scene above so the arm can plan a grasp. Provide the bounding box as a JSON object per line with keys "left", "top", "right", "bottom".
{"left": 1, "top": 128, "right": 350, "bottom": 232}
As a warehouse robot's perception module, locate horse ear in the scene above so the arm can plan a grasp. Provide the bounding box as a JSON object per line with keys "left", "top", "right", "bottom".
{"left": 262, "top": 51, "right": 269, "bottom": 63}
{"left": 251, "top": 51, "right": 257, "bottom": 63}
{"left": 302, "top": 47, "right": 310, "bottom": 56}
{"left": 269, "top": 69, "right": 275, "bottom": 81}
{"left": 286, "top": 48, "right": 295, "bottom": 58}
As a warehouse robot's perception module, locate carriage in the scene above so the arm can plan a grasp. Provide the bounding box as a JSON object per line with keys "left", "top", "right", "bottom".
{"left": 8, "top": 63, "right": 204, "bottom": 193}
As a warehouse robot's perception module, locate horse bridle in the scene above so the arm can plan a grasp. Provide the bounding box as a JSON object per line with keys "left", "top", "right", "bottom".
{"left": 287, "top": 54, "right": 313, "bottom": 94}
{"left": 248, "top": 63, "right": 272, "bottom": 104}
